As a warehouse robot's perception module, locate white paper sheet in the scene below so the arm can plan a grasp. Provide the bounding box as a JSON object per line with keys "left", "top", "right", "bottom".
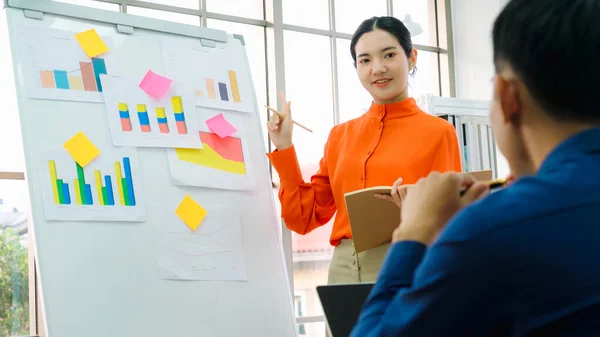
{"left": 15, "top": 25, "right": 116, "bottom": 103}
{"left": 38, "top": 147, "right": 146, "bottom": 222}
{"left": 157, "top": 210, "right": 247, "bottom": 281}
{"left": 161, "top": 39, "right": 255, "bottom": 113}
{"left": 100, "top": 75, "right": 203, "bottom": 149}
{"left": 167, "top": 107, "right": 255, "bottom": 191}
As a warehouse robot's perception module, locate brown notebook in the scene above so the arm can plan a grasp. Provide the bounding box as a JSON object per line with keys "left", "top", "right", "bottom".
{"left": 345, "top": 170, "right": 493, "bottom": 253}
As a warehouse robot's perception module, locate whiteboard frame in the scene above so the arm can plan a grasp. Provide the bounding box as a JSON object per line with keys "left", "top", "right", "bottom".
{"left": 4, "top": 0, "right": 227, "bottom": 42}
{"left": 3, "top": 1, "right": 297, "bottom": 336}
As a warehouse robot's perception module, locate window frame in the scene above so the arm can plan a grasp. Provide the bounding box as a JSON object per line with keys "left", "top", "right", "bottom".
{"left": 4, "top": 0, "right": 455, "bottom": 332}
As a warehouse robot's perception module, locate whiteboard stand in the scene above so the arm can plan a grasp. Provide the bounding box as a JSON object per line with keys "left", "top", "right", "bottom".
{"left": 3, "top": 1, "right": 297, "bottom": 336}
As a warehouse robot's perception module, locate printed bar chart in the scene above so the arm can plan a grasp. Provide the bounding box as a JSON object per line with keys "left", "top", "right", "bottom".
{"left": 80, "top": 61, "right": 98, "bottom": 91}
{"left": 91, "top": 57, "right": 107, "bottom": 92}
{"left": 137, "top": 104, "right": 151, "bottom": 133}
{"left": 204, "top": 70, "right": 241, "bottom": 103}
{"left": 94, "top": 170, "right": 104, "bottom": 206}
{"left": 53, "top": 70, "right": 69, "bottom": 89}
{"left": 218, "top": 82, "right": 229, "bottom": 101}
{"left": 119, "top": 157, "right": 136, "bottom": 206}
{"left": 39, "top": 57, "right": 107, "bottom": 92}
{"left": 68, "top": 76, "right": 84, "bottom": 90}
{"left": 156, "top": 107, "right": 170, "bottom": 134}
{"left": 48, "top": 160, "right": 71, "bottom": 205}
{"left": 75, "top": 162, "right": 93, "bottom": 205}
{"left": 228, "top": 70, "right": 241, "bottom": 103}
{"left": 172, "top": 96, "right": 187, "bottom": 135}
{"left": 206, "top": 78, "right": 217, "bottom": 99}
{"left": 104, "top": 175, "right": 115, "bottom": 206}
{"left": 47, "top": 157, "right": 135, "bottom": 207}
{"left": 40, "top": 71, "right": 56, "bottom": 89}
{"left": 118, "top": 103, "right": 133, "bottom": 132}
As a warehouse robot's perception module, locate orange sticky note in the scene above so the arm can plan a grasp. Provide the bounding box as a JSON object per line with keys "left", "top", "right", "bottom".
{"left": 63, "top": 132, "right": 100, "bottom": 167}
{"left": 75, "top": 28, "right": 109, "bottom": 58}
{"left": 175, "top": 195, "right": 208, "bottom": 231}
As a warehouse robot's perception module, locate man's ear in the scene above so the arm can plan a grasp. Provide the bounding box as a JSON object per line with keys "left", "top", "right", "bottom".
{"left": 495, "top": 73, "right": 521, "bottom": 124}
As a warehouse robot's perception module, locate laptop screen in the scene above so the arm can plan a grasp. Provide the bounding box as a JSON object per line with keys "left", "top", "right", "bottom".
{"left": 317, "top": 283, "right": 374, "bottom": 337}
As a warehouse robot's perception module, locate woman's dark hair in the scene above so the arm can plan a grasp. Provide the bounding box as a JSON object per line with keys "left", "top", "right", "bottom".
{"left": 493, "top": 0, "right": 600, "bottom": 123}
{"left": 350, "top": 16, "right": 413, "bottom": 68}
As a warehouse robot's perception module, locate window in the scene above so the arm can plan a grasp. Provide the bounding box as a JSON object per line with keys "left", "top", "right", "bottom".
{"left": 393, "top": 0, "right": 437, "bottom": 46}
{"left": 335, "top": 0, "right": 387, "bottom": 34}
{"left": 0, "top": 180, "right": 30, "bottom": 337}
{"left": 283, "top": 31, "right": 334, "bottom": 165}
{"left": 0, "top": 10, "right": 32, "bottom": 336}
{"left": 336, "top": 38, "right": 372, "bottom": 123}
{"left": 282, "top": 0, "right": 329, "bottom": 29}
{"left": 294, "top": 295, "right": 307, "bottom": 335}
{"left": 409, "top": 50, "right": 441, "bottom": 98}
{"left": 134, "top": 0, "right": 200, "bottom": 10}
{"left": 207, "top": 0, "right": 264, "bottom": 20}
{"left": 1, "top": 1, "right": 453, "bottom": 335}
{"left": 52, "top": 0, "right": 120, "bottom": 11}
{"left": 127, "top": 6, "right": 201, "bottom": 25}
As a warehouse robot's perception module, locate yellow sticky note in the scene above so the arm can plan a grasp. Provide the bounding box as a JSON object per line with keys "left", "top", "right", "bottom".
{"left": 175, "top": 195, "right": 208, "bottom": 231}
{"left": 63, "top": 132, "right": 100, "bottom": 167}
{"left": 75, "top": 28, "right": 109, "bottom": 58}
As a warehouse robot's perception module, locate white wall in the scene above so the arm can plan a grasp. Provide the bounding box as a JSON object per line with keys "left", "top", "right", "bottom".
{"left": 451, "top": 0, "right": 510, "bottom": 178}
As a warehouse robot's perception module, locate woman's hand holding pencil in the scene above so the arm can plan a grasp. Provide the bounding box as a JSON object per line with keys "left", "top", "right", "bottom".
{"left": 266, "top": 92, "right": 313, "bottom": 151}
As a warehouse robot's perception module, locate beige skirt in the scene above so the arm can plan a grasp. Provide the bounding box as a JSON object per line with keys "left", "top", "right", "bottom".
{"left": 327, "top": 239, "right": 390, "bottom": 284}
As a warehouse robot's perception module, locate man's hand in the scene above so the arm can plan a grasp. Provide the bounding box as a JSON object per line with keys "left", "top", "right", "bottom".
{"left": 392, "top": 172, "right": 489, "bottom": 245}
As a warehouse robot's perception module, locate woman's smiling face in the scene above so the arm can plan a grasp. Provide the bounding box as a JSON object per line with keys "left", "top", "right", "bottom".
{"left": 354, "top": 29, "right": 417, "bottom": 104}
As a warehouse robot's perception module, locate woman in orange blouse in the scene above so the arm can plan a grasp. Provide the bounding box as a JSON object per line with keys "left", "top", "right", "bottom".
{"left": 267, "top": 16, "right": 462, "bottom": 284}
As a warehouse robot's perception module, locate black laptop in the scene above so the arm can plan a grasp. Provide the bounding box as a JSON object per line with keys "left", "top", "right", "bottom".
{"left": 317, "top": 283, "right": 374, "bottom": 337}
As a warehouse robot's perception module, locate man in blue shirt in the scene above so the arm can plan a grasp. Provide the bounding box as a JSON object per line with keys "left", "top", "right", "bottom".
{"left": 351, "top": 0, "right": 600, "bottom": 336}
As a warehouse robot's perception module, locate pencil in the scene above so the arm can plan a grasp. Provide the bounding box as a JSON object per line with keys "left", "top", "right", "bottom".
{"left": 487, "top": 178, "right": 507, "bottom": 189}
{"left": 459, "top": 178, "right": 507, "bottom": 196}
{"left": 264, "top": 105, "right": 313, "bottom": 133}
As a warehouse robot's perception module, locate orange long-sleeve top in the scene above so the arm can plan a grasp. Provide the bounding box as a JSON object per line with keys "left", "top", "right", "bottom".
{"left": 267, "top": 97, "right": 462, "bottom": 247}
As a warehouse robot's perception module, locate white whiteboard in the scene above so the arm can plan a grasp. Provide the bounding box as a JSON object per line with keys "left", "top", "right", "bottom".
{"left": 3, "top": 1, "right": 297, "bottom": 336}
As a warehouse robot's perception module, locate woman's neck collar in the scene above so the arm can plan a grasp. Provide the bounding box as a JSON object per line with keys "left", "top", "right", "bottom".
{"left": 373, "top": 92, "right": 410, "bottom": 105}
{"left": 367, "top": 97, "right": 420, "bottom": 120}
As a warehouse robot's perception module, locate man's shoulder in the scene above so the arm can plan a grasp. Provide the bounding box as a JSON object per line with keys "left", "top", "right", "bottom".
{"left": 438, "top": 179, "right": 553, "bottom": 242}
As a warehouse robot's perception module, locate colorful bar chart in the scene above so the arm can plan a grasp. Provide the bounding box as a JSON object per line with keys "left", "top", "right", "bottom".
{"left": 137, "top": 104, "right": 151, "bottom": 133}
{"left": 39, "top": 57, "right": 107, "bottom": 92}
{"left": 228, "top": 70, "right": 241, "bottom": 103}
{"left": 204, "top": 71, "right": 242, "bottom": 103}
{"left": 218, "top": 82, "right": 229, "bottom": 101}
{"left": 68, "top": 76, "right": 84, "bottom": 90}
{"left": 53, "top": 70, "right": 69, "bottom": 89}
{"left": 119, "top": 97, "right": 189, "bottom": 135}
{"left": 92, "top": 57, "right": 107, "bottom": 92}
{"left": 206, "top": 78, "right": 217, "bottom": 99}
{"left": 172, "top": 96, "right": 188, "bottom": 135}
{"left": 48, "top": 160, "right": 72, "bottom": 205}
{"left": 80, "top": 61, "right": 98, "bottom": 91}
{"left": 118, "top": 103, "right": 133, "bottom": 132}
{"left": 115, "top": 158, "right": 136, "bottom": 206}
{"left": 47, "top": 157, "right": 136, "bottom": 207}
{"left": 156, "top": 107, "right": 170, "bottom": 134}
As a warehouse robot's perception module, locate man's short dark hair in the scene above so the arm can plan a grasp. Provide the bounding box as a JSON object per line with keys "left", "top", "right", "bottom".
{"left": 493, "top": 0, "right": 600, "bottom": 123}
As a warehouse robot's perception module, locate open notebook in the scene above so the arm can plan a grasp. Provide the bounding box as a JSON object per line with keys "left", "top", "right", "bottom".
{"left": 345, "top": 170, "right": 494, "bottom": 253}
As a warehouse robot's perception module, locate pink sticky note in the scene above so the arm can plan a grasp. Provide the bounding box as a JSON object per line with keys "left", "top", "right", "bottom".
{"left": 139, "top": 70, "right": 173, "bottom": 98}
{"left": 205, "top": 113, "right": 237, "bottom": 138}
